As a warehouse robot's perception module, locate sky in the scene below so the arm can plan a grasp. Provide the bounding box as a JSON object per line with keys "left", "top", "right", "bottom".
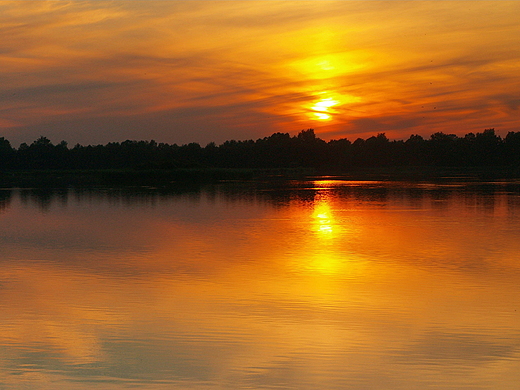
{"left": 1, "top": 1, "right": 519, "bottom": 147}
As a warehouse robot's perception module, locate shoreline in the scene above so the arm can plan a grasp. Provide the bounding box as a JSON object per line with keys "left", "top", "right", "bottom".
{"left": 1, "top": 166, "right": 520, "bottom": 188}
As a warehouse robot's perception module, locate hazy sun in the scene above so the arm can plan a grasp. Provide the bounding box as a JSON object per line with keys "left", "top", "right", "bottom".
{"left": 311, "top": 97, "right": 339, "bottom": 121}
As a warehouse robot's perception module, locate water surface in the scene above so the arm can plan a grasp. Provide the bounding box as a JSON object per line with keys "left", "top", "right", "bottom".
{"left": 1, "top": 180, "right": 520, "bottom": 389}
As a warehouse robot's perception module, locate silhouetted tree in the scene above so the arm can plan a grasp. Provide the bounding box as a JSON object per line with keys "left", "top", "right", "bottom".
{"left": 327, "top": 138, "right": 352, "bottom": 170}
{"left": 404, "top": 134, "right": 427, "bottom": 166}
{"left": 295, "top": 129, "right": 327, "bottom": 168}
{"left": 0, "top": 137, "right": 14, "bottom": 169}
{"left": 0, "top": 128, "right": 517, "bottom": 173}
{"left": 474, "top": 129, "right": 501, "bottom": 165}
{"left": 503, "top": 131, "right": 520, "bottom": 166}
{"left": 427, "top": 132, "right": 458, "bottom": 166}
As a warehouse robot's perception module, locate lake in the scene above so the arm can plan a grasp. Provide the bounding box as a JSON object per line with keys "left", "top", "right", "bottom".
{"left": 1, "top": 179, "right": 520, "bottom": 389}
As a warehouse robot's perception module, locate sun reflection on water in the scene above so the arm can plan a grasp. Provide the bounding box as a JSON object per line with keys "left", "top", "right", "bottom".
{"left": 314, "top": 204, "right": 334, "bottom": 238}
{"left": 305, "top": 193, "right": 347, "bottom": 275}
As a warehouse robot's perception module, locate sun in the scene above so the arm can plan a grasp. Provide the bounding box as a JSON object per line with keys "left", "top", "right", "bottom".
{"left": 311, "top": 97, "right": 339, "bottom": 121}
{"left": 314, "top": 112, "right": 331, "bottom": 120}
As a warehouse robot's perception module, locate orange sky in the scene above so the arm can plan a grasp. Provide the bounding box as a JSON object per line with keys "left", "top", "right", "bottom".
{"left": 1, "top": 1, "right": 519, "bottom": 146}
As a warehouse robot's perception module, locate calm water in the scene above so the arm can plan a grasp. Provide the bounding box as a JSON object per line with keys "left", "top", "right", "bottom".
{"left": 1, "top": 180, "right": 520, "bottom": 390}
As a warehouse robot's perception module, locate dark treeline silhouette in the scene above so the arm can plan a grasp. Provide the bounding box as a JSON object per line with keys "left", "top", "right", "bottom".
{"left": 1, "top": 128, "right": 519, "bottom": 172}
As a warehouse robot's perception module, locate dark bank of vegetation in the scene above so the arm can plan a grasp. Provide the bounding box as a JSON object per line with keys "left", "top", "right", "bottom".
{"left": 1, "top": 128, "right": 520, "bottom": 186}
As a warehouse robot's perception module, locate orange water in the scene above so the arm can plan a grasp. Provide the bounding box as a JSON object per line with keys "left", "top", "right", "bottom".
{"left": 1, "top": 181, "right": 519, "bottom": 389}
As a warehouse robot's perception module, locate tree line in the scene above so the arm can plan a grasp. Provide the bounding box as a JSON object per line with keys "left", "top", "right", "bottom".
{"left": 1, "top": 128, "right": 519, "bottom": 172}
